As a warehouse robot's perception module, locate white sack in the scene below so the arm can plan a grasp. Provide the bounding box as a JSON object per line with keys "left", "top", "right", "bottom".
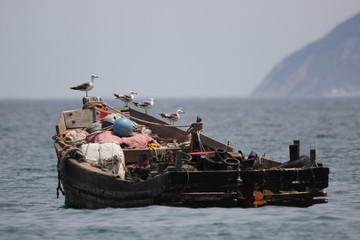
{"left": 80, "top": 143, "right": 125, "bottom": 180}
{"left": 80, "top": 143, "right": 100, "bottom": 162}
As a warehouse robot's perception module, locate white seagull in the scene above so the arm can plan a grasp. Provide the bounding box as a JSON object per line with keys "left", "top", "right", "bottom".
{"left": 159, "top": 109, "right": 185, "bottom": 125}
{"left": 114, "top": 91, "right": 138, "bottom": 107}
{"left": 70, "top": 74, "right": 98, "bottom": 97}
{"left": 133, "top": 98, "right": 154, "bottom": 114}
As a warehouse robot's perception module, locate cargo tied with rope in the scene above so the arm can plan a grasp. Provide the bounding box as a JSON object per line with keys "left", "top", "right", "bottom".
{"left": 53, "top": 97, "right": 329, "bottom": 209}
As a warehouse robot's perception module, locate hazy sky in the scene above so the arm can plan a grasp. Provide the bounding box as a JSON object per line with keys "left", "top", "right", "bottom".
{"left": 1, "top": 0, "right": 360, "bottom": 99}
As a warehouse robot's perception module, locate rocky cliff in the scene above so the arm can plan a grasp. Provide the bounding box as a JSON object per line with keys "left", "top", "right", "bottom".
{"left": 251, "top": 13, "right": 360, "bottom": 98}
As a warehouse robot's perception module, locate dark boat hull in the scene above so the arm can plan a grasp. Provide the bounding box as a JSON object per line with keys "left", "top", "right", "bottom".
{"left": 54, "top": 103, "right": 329, "bottom": 208}
{"left": 60, "top": 158, "right": 169, "bottom": 208}
{"left": 59, "top": 158, "right": 329, "bottom": 208}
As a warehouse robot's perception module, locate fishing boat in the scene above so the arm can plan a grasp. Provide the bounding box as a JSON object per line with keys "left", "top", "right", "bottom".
{"left": 53, "top": 97, "right": 329, "bottom": 208}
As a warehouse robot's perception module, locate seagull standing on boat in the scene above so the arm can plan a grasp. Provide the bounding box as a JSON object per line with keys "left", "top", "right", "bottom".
{"left": 70, "top": 74, "right": 98, "bottom": 97}
{"left": 132, "top": 98, "right": 154, "bottom": 114}
{"left": 159, "top": 109, "right": 185, "bottom": 125}
{"left": 113, "top": 91, "right": 138, "bottom": 107}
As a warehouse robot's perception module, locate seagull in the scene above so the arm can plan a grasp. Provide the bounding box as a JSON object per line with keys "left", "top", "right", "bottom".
{"left": 159, "top": 109, "right": 185, "bottom": 125}
{"left": 113, "top": 91, "right": 138, "bottom": 107}
{"left": 70, "top": 74, "right": 98, "bottom": 97}
{"left": 132, "top": 98, "right": 154, "bottom": 114}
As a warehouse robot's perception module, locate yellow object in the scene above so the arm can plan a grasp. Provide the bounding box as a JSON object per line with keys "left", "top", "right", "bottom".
{"left": 147, "top": 143, "right": 159, "bottom": 148}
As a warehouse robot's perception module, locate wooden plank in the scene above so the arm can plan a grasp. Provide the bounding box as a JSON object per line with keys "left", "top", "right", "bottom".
{"left": 65, "top": 159, "right": 169, "bottom": 194}
{"left": 129, "top": 107, "right": 235, "bottom": 151}
{"left": 129, "top": 108, "right": 186, "bottom": 139}
{"left": 122, "top": 147, "right": 183, "bottom": 164}
{"left": 63, "top": 109, "right": 98, "bottom": 129}
{"left": 167, "top": 168, "right": 329, "bottom": 189}
{"left": 161, "top": 192, "right": 238, "bottom": 202}
{"left": 63, "top": 183, "right": 154, "bottom": 208}
{"left": 199, "top": 134, "right": 235, "bottom": 152}
{"left": 55, "top": 111, "right": 66, "bottom": 135}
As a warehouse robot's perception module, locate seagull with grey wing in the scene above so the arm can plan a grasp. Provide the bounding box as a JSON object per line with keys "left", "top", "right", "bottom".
{"left": 114, "top": 91, "right": 138, "bottom": 107}
{"left": 70, "top": 74, "right": 98, "bottom": 97}
{"left": 132, "top": 98, "right": 154, "bottom": 114}
{"left": 159, "top": 109, "right": 185, "bottom": 125}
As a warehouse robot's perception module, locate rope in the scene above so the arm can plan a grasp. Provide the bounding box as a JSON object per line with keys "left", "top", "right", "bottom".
{"left": 56, "top": 170, "right": 65, "bottom": 198}
{"left": 149, "top": 147, "right": 159, "bottom": 162}
{"left": 56, "top": 139, "right": 89, "bottom": 198}
{"left": 52, "top": 125, "right": 113, "bottom": 146}
{"left": 57, "top": 144, "right": 73, "bottom": 154}
{"left": 159, "top": 149, "right": 175, "bottom": 162}
{"left": 196, "top": 131, "right": 206, "bottom": 152}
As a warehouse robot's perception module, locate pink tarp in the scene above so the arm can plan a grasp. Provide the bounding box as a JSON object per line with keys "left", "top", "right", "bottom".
{"left": 85, "top": 131, "right": 160, "bottom": 148}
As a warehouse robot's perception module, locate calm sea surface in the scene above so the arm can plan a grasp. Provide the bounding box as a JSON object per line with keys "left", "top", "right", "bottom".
{"left": 0, "top": 98, "right": 359, "bottom": 240}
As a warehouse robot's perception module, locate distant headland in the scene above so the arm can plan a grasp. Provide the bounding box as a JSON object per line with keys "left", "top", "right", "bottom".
{"left": 251, "top": 13, "right": 360, "bottom": 98}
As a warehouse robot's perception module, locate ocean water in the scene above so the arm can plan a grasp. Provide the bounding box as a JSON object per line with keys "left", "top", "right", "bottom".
{"left": 0, "top": 98, "right": 359, "bottom": 240}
